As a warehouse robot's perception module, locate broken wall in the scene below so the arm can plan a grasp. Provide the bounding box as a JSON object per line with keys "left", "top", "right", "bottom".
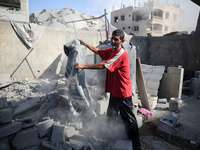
{"left": 0, "top": 21, "right": 106, "bottom": 79}
{"left": 131, "top": 34, "right": 200, "bottom": 72}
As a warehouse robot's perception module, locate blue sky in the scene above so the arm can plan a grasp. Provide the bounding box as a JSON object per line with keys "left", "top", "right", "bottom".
{"left": 29, "top": 0, "right": 200, "bottom": 32}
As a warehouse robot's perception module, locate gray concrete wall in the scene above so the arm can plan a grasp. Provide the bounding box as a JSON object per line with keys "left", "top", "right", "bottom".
{"left": 130, "top": 34, "right": 200, "bottom": 72}
{"left": 0, "top": 21, "right": 106, "bottom": 79}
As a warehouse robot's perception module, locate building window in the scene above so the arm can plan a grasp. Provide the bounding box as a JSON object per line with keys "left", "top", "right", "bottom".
{"left": 134, "top": 26, "right": 139, "bottom": 31}
{"left": 114, "top": 16, "right": 119, "bottom": 23}
{"left": 173, "top": 14, "right": 177, "bottom": 21}
{"left": 123, "top": 27, "right": 125, "bottom": 30}
{"left": 165, "top": 12, "right": 169, "bottom": 19}
{"left": 0, "top": 0, "right": 20, "bottom": 8}
{"left": 128, "top": 26, "right": 131, "bottom": 29}
{"left": 121, "top": 15, "right": 125, "bottom": 21}
{"left": 153, "top": 9, "right": 163, "bottom": 18}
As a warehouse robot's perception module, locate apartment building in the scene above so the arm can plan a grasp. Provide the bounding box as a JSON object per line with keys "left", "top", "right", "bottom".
{"left": 111, "top": 0, "right": 184, "bottom": 36}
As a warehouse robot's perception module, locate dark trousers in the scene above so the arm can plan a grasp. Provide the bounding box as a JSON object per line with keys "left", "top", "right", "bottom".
{"left": 107, "top": 93, "right": 141, "bottom": 148}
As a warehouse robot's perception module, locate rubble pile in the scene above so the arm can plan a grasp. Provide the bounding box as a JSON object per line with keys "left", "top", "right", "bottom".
{"left": 0, "top": 76, "right": 131, "bottom": 150}
{"left": 29, "top": 8, "right": 106, "bottom": 32}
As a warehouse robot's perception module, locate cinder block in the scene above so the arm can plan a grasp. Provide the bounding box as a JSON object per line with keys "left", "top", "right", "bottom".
{"left": 156, "top": 114, "right": 179, "bottom": 140}
{"left": 0, "top": 108, "right": 13, "bottom": 124}
{"left": 97, "top": 100, "right": 109, "bottom": 115}
{"left": 36, "top": 119, "right": 54, "bottom": 138}
{"left": 69, "top": 134, "right": 89, "bottom": 149}
{"left": 12, "top": 128, "right": 39, "bottom": 150}
{"left": 14, "top": 97, "right": 41, "bottom": 116}
{"left": 0, "top": 137, "right": 10, "bottom": 150}
{"left": 16, "top": 116, "right": 35, "bottom": 129}
{"left": 51, "top": 124, "right": 65, "bottom": 143}
{"left": 0, "top": 97, "right": 8, "bottom": 109}
{"left": 0, "top": 122, "right": 22, "bottom": 138}
{"left": 111, "top": 140, "right": 133, "bottom": 150}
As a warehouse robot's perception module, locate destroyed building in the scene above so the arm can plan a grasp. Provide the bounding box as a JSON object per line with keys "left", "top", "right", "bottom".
{"left": 0, "top": 0, "right": 200, "bottom": 150}
{"left": 111, "top": 0, "right": 185, "bottom": 36}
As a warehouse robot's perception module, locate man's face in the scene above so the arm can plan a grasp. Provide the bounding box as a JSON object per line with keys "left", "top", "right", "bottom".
{"left": 111, "top": 35, "right": 122, "bottom": 50}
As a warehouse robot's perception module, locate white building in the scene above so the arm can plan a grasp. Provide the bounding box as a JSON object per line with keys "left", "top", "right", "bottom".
{"left": 0, "top": 0, "right": 29, "bottom": 23}
{"left": 111, "top": 0, "right": 184, "bottom": 36}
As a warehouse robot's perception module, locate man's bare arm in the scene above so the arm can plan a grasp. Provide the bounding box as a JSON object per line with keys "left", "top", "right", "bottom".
{"left": 74, "top": 62, "right": 105, "bottom": 69}
{"left": 79, "top": 40, "right": 99, "bottom": 54}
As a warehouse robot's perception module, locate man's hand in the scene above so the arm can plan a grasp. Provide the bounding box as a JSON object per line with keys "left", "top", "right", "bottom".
{"left": 74, "top": 63, "right": 84, "bottom": 69}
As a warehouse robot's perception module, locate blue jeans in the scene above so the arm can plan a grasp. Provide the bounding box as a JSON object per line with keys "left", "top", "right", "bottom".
{"left": 107, "top": 93, "right": 141, "bottom": 148}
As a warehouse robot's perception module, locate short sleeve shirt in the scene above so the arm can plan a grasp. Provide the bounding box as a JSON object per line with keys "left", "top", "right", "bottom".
{"left": 98, "top": 47, "right": 132, "bottom": 98}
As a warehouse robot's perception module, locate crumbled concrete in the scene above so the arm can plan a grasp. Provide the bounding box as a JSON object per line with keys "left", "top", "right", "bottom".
{"left": 51, "top": 124, "right": 65, "bottom": 143}
{"left": 0, "top": 108, "right": 13, "bottom": 124}
{"left": 0, "top": 137, "right": 10, "bottom": 150}
{"left": 0, "top": 122, "right": 22, "bottom": 138}
{"left": 36, "top": 119, "right": 54, "bottom": 138}
{"left": 0, "top": 73, "right": 12, "bottom": 88}
{"left": 111, "top": 140, "right": 133, "bottom": 150}
{"left": 12, "top": 128, "right": 39, "bottom": 149}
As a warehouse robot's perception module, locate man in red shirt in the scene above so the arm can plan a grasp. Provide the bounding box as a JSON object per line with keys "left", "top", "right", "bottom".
{"left": 75, "top": 29, "right": 141, "bottom": 149}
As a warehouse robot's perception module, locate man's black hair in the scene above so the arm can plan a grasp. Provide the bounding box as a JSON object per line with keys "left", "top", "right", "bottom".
{"left": 112, "top": 29, "right": 125, "bottom": 40}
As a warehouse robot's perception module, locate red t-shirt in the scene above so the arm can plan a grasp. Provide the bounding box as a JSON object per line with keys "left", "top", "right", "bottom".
{"left": 98, "top": 48, "right": 132, "bottom": 98}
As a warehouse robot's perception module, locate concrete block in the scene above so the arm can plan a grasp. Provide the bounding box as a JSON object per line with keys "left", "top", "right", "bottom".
{"left": 51, "top": 124, "right": 65, "bottom": 143}
{"left": 0, "top": 97, "right": 8, "bottom": 109}
{"left": 36, "top": 119, "right": 54, "bottom": 138}
{"left": 111, "top": 140, "right": 133, "bottom": 150}
{"left": 0, "top": 73, "right": 12, "bottom": 88}
{"left": 14, "top": 97, "right": 41, "bottom": 116}
{"left": 97, "top": 100, "right": 109, "bottom": 115}
{"left": 0, "top": 122, "right": 22, "bottom": 138}
{"left": 0, "top": 108, "right": 13, "bottom": 124}
{"left": 65, "top": 126, "right": 79, "bottom": 139}
{"left": 156, "top": 114, "right": 179, "bottom": 140}
{"left": 158, "top": 67, "right": 184, "bottom": 100}
{"left": 69, "top": 134, "right": 89, "bottom": 149}
{"left": 16, "top": 116, "right": 35, "bottom": 129}
{"left": 0, "top": 137, "right": 10, "bottom": 150}
{"left": 12, "top": 128, "right": 39, "bottom": 150}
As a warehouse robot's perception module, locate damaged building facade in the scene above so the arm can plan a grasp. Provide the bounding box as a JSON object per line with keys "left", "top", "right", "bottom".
{"left": 111, "top": 0, "right": 184, "bottom": 36}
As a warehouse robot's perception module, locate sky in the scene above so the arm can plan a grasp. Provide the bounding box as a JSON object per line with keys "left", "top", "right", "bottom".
{"left": 29, "top": 0, "right": 200, "bottom": 32}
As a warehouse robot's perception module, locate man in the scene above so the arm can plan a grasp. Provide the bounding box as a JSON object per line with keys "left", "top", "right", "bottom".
{"left": 74, "top": 29, "right": 141, "bottom": 149}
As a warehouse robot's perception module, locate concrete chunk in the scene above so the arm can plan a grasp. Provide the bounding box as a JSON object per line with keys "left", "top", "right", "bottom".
{"left": 51, "top": 124, "right": 65, "bottom": 143}
{"left": 12, "top": 128, "right": 39, "bottom": 150}
{"left": 0, "top": 137, "right": 10, "bottom": 150}
{"left": 0, "top": 122, "right": 22, "bottom": 138}
{"left": 36, "top": 119, "right": 54, "bottom": 138}
{"left": 0, "top": 97, "right": 8, "bottom": 109}
{"left": 111, "top": 140, "right": 133, "bottom": 150}
{"left": 14, "top": 97, "right": 41, "bottom": 116}
{"left": 16, "top": 116, "right": 35, "bottom": 129}
{"left": 69, "top": 134, "right": 89, "bottom": 149}
{"left": 0, "top": 108, "right": 13, "bottom": 124}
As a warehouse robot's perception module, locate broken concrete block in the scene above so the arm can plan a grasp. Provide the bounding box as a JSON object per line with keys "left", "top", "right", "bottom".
{"left": 0, "top": 97, "right": 8, "bottom": 109}
{"left": 36, "top": 119, "right": 54, "bottom": 138}
{"left": 111, "top": 140, "right": 133, "bottom": 150}
{"left": 14, "top": 97, "right": 41, "bottom": 116}
{"left": 169, "top": 98, "right": 180, "bottom": 112}
{"left": 156, "top": 114, "right": 179, "bottom": 141}
{"left": 16, "top": 116, "right": 35, "bottom": 129}
{"left": 0, "top": 108, "right": 13, "bottom": 124}
{"left": 0, "top": 73, "right": 12, "bottom": 88}
{"left": 0, "top": 122, "right": 22, "bottom": 138}
{"left": 69, "top": 134, "right": 89, "bottom": 149}
{"left": 51, "top": 124, "right": 65, "bottom": 143}
{"left": 0, "top": 137, "right": 10, "bottom": 150}
{"left": 12, "top": 128, "right": 39, "bottom": 150}
{"left": 65, "top": 126, "right": 80, "bottom": 139}
{"left": 97, "top": 100, "right": 109, "bottom": 115}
